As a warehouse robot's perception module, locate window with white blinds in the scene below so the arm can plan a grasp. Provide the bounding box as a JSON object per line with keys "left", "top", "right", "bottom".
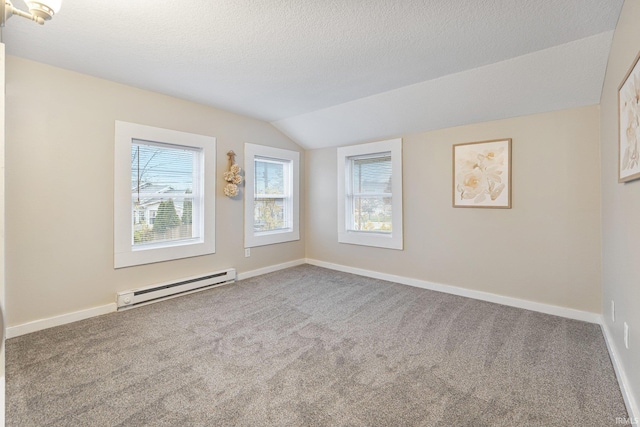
{"left": 245, "top": 143, "right": 300, "bottom": 248}
{"left": 115, "top": 121, "right": 216, "bottom": 268}
{"left": 131, "top": 141, "right": 201, "bottom": 246}
{"left": 337, "top": 139, "right": 403, "bottom": 250}
{"left": 347, "top": 153, "right": 393, "bottom": 233}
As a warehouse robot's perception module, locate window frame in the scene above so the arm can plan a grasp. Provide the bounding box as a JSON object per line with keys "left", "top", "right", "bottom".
{"left": 244, "top": 143, "right": 300, "bottom": 248}
{"left": 114, "top": 121, "right": 216, "bottom": 268}
{"left": 337, "top": 138, "right": 403, "bottom": 250}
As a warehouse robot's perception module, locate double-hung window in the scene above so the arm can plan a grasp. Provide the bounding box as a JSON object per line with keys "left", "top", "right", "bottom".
{"left": 114, "top": 121, "right": 216, "bottom": 268}
{"left": 130, "top": 141, "right": 200, "bottom": 243}
{"left": 337, "top": 138, "right": 403, "bottom": 249}
{"left": 254, "top": 157, "right": 291, "bottom": 233}
{"left": 244, "top": 143, "right": 300, "bottom": 247}
{"left": 346, "top": 153, "right": 393, "bottom": 232}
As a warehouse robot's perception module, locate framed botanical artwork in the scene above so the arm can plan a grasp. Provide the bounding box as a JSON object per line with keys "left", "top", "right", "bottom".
{"left": 453, "top": 139, "right": 511, "bottom": 208}
{"left": 619, "top": 51, "right": 640, "bottom": 183}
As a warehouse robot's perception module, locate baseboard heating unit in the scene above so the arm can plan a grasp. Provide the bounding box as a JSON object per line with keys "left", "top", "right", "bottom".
{"left": 116, "top": 268, "right": 236, "bottom": 310}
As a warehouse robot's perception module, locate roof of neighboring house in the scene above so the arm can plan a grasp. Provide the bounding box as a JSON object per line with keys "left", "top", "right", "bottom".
{"left": 132, "top": 183, "right": 191, "bottom": 209}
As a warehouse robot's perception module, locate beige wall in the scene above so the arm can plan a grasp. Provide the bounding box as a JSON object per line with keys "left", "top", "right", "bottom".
{"left": 1, "top": 43, "right": 5, "bottom": 387}
{"left": 307, "top": 105, "right": 602, "bottom": 312}
{"left": 600, "top": 0, "right": 640, "bottom": 414}
{"left": 5, "top": 56, "right": 305, "bottom": 327}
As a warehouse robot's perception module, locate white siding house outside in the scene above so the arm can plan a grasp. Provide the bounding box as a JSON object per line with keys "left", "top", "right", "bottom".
{"left": 132, "top": 183, "right": 188, "bottom": 230}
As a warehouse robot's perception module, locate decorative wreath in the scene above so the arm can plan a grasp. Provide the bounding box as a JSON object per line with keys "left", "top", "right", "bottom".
{"left": 224, "top": 151, "right": 243, "bottom": 197}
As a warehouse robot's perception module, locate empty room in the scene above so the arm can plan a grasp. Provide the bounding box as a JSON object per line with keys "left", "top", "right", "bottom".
{"left": 0, "top": 0, "right": 638, "bottom": 426}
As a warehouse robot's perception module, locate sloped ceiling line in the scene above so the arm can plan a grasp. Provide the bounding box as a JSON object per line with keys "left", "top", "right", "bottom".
{"left": 2, "top": 0, "right": 624, "bottom": 149}
{"left": 272, "top": 31, "right": 615, "bottom": 149}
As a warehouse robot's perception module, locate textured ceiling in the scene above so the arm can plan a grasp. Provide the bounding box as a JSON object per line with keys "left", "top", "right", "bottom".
{"left": 1, "top": 0, "right": 624, "bottom": 148}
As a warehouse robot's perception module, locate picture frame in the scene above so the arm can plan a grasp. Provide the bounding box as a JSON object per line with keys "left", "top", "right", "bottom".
{"left": 618, "top": 51, "right": 640, "bottom": 183}
{"left": 453, "top": 138, "right": 511, "bottom": 208}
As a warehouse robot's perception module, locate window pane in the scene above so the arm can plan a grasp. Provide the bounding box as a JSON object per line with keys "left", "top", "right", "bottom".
{"left": 254, "top": 198, "right": 287, "bottom": 232}
{"left": 254, "top": 157, "right": 291, "bottom": 233}
{"left": 348, "top": 153, "right": 393, "bottom": 232}
{"left": 131, "top": 141, "right": 199, "bottom": 246}
{"left": 350, "top": 196, "right": 392, "bottom": 232}
{"left": 351, "top": 154, "right": 392, "bottom": 194}
{"left": 255, "top": 158, "right": 286, "bottom": 195}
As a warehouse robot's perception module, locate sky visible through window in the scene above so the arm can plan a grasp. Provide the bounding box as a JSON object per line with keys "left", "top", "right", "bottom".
{"left": 255, "top": 158, "right": 285, "bottom": 195}
{"left": 131, "top": 140, "right": 194, "bottom": 192}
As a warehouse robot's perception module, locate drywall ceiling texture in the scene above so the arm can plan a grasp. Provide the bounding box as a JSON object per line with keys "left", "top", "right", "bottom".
{"left": 275, "top": 32, "right": 614, "bottom": 148}
{"left": 1, "top": 0, "right": 623, "bottom": 148}
{"left": 600, "top": 0, "right": 640, "bottom": 418}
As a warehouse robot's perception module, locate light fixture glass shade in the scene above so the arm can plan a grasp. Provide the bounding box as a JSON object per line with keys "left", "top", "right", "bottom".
{"left": 25, "top": 0, "right": 62, "bottom": 20}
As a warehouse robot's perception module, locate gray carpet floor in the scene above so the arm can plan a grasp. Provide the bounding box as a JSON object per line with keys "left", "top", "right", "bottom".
{"left": 7, "top": 265, "right": 628, "bottom": 426}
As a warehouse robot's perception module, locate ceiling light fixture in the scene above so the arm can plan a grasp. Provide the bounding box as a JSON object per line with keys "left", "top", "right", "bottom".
{"left": 0, "top": 0, "right": 61, "bottom": 26}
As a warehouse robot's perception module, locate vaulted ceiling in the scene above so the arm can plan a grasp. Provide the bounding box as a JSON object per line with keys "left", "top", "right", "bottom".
{"left": 2, "top": 0, "right": 624, "bottom": 148}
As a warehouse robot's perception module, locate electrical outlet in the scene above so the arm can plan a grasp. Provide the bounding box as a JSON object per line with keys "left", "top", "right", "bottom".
{"left": 244, "top": 248, "right": 251, "bottom": 257}
{"left": 624, "top": 322, "right": 629, "bottom": 349}
{"left": 612, "top": 300, "right": 615, "bottom": 322}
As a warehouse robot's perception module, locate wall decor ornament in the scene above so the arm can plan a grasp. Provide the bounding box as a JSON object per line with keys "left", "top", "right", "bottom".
{"left": 618, "top": 51, "right": 640, "bottom": 183}
{"left": 453, "top": 138, "right": 511, "bottom": 208}
{"left": 224, "top": 150, "right": 243, "bottom": 197}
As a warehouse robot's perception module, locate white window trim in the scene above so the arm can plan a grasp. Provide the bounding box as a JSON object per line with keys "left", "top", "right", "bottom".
{"left": 114, "top": 121, "right": 216, "bottom": 268}
{"left": 337, "top": 138, "right": 403, "bottom": 250}
{"left": 244, "top": 143, "right": 300, "bottom": 248}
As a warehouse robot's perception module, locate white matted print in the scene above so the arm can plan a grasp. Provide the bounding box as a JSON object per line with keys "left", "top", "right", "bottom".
{"left": 618, "top": 51, "right": 640, "bottom": 183}
{"left": 453, "top": 139, "right": 511, "bottom": 208}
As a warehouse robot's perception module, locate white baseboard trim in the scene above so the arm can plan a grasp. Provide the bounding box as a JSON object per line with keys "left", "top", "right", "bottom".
{"left": 304, "top": 258, "right": 602, "bottom": 324}
{"left": 6, "top": 303, "right": 117, "bottom": 339}
{"left": 5, "top": 257, "right": 600, "bottom": 339}
{"left": 0, "top": 375, "right": 4, "bottom": 427}
{"left": 6, "top": 259, "right": 307, "bottom": 339}
{"left": 601, "top": 322, "right": 639, "bottom": 423}
{"left": 237, "top": 259, "right": 306, "bottom": 281}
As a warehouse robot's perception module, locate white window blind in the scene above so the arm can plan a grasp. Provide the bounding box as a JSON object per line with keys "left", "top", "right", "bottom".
{"left": 131, "top": 140, "right": 202, "bottom": 246}
{"left": 347, "top": 153, "right": 392, "bottom": 233}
